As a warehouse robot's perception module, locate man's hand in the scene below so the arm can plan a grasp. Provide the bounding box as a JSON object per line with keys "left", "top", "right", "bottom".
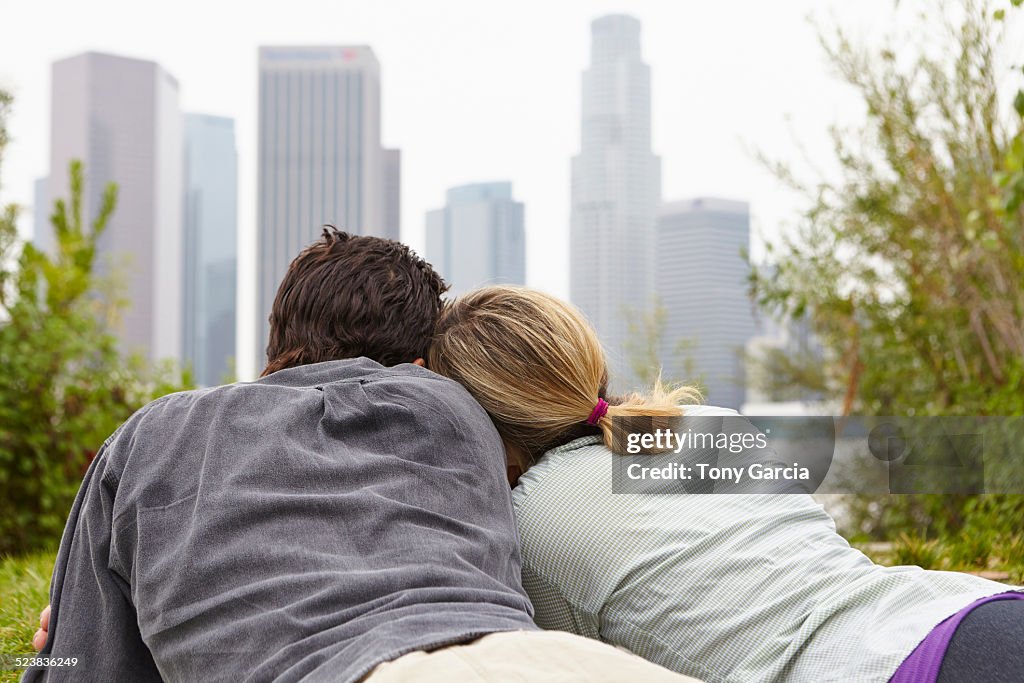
{"left": 32, "top": 604, "right": 50, "bottom": 651}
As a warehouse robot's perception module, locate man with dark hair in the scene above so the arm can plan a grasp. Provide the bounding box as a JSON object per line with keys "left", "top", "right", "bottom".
{"left": 263, "top": 228, "right": 445, "bottom": 374}
{"left": 28, "top": 229, "right": 693, "bottom": 682}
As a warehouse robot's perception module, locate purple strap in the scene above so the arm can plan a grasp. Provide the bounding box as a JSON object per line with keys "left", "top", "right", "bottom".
{"left": 890, "top": 591, "right": 1024, "bottom": 683}
{"left": 586, "top": 398, "right": 609, "bottom": 426}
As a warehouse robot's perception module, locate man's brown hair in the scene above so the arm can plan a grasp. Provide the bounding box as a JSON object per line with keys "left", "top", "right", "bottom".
{"left": 262, "top": 227, "right": 448, "bottom": 375}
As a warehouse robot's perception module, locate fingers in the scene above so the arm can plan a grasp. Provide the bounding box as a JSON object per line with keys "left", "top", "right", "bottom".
{"left": 32, "top": 627, "right": 47, "bottom": 651}
{"left": 32, "top": 605, "right": 51, "bottom": 651}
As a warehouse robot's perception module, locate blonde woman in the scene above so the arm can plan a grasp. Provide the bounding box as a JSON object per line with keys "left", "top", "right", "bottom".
{"left": 428, "top": 285, "right": 1023, "bottom": 683}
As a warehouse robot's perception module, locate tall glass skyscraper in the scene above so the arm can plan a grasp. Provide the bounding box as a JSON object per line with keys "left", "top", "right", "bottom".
{"left": 657, "top": 198, "right": 756, "bottom": 409}
{"left": 570, "top": 15, "right": 661, "bottom": 391}
{"left": 183, "top": 114, "right": 237, "bottom": 387}
{"left": 425, "top": 182, "right": 525, "bottom": 297}
{"left": 43, "top": 51, "right": 184, "bottom": 362}
{"left": 256, "top": 45, "right": 400, "bottom": 371}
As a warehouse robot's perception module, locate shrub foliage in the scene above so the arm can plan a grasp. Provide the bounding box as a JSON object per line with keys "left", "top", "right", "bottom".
{"left": 0, "top": 91, "right": 191, "bottom": 555}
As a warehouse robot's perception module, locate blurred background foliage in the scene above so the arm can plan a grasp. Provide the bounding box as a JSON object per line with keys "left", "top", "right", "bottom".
{"left": 0, "top": 92, "right": 191, "bottom": 556}
{"left": 751, "top": 0, "right": 1024, "bottom": 579}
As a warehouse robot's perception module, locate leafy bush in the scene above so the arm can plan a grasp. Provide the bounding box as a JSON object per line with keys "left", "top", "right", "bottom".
{"left": 0, "top": 92, "right": 191, "bottom": 555}
{"left": 750, "top": 1, "right": 1024, "bottom": 576}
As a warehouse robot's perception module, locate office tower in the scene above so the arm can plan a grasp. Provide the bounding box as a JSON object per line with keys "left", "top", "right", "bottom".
{"left": 570, "top": 14, "right": 661, "bottom": 390}
{"left": 256, "top": 45, "right": 399, "bottom": 370}
{"left": 183, "top": 113, "right": 237, "bottom": 387}
{"left": 656, "top": 198, "right": 756, "bottom": 410}
{"left": 381, "top": 148, "right": 401, "bottom": 241}
{"left": 47, "top": 51, "right": 183, "bottom": 362}
{"left": 425, "top": 182, "right": 525, "bottom": 297}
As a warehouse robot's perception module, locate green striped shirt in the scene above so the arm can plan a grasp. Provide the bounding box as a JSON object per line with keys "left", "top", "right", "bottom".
{"left": 511, "top": 405, "right": 1021, "bottom": 682}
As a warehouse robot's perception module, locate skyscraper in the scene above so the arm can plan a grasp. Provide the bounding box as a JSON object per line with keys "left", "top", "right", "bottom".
{"left": 570, "top": 14, "right": 661, "bottom": 390}
{"left": 256, "top": 45, "right": 399, "bottom": 370}
{"left": 656, "top": 198, "right": 756, "bottom": 410}
{"left": 45, "top": 51, "right": 183, "bottom": 362}
{"left": 425, "top": 182, "right": 525, "bottom": 297}
{"left": 183, "top": 113, "right": 237, "bottom": 387}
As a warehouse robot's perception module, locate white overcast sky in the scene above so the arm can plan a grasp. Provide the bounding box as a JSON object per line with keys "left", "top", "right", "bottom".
{"left": 1, "top": 0, "right": 1017, "bottom": 378}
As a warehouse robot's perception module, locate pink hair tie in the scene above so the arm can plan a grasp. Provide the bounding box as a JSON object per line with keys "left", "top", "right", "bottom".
{"left": 586, "top": 398, "right": 609, "bottom": 425}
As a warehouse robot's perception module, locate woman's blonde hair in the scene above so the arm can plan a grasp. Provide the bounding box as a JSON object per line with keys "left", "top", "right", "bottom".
{"left": 428, "top": 286, "right": 700, "bottom": 467}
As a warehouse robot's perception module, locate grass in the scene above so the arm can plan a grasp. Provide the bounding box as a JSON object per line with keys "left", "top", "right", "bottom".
{"left": 0, "top": 552, "right": 54, "bottom": 683}
{"left": 857, "top": 535, "right": 1024, "bottom": 586}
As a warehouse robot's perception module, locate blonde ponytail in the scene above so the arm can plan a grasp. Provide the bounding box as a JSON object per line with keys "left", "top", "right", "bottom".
{"left": 429, "top": 286, "right": 701, "bottom": 464}
{"left": 596, "top": 379, "right": 701, "bottom": 453}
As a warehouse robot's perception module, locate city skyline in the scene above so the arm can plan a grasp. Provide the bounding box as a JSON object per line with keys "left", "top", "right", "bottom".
{"left": 23, "top": 40, "right": 756, "bottom": 401}
{"left": 2, "top": 0, "right": 908, "bottom": 380}
{"left": 24, "top": 33, "right": 783, "bottom": 392}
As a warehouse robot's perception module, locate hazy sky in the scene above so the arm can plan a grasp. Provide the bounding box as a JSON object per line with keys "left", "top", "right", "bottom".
{"left": 0, "top": 0, "right": 990, "bottom": 378}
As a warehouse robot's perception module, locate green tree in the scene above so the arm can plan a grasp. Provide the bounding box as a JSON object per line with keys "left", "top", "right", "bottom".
{"left": 753, "top": 0, "right": 1024, "bottom": 417}
{"left": 0, "top": 90, "right": 191, "bottom": 554}
{"left": 750, "top": 1, "right": 1024, "bottom": 562}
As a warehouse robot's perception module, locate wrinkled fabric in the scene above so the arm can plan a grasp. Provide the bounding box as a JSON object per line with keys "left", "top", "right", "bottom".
{"left": 26, "top": 358, "right": 536, "bottom": 683}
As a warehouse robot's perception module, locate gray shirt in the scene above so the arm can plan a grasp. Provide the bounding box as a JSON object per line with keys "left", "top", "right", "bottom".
{"left": 27, "top": 358, "right": 536, "bottom": 683}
